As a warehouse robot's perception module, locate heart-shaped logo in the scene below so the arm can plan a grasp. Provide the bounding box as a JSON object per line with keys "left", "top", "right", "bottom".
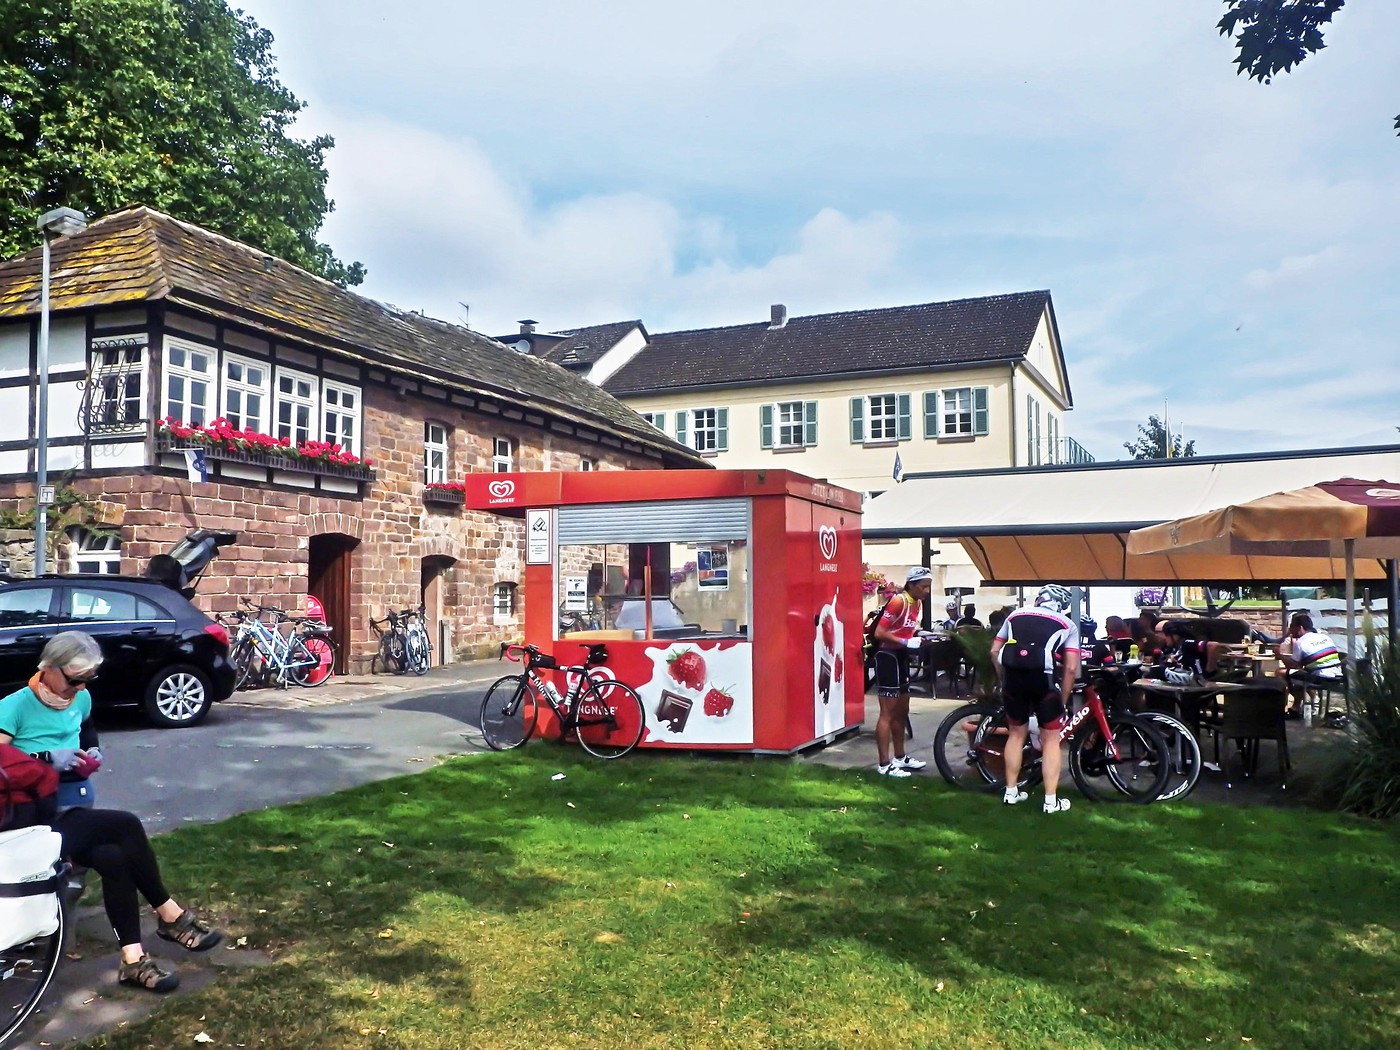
{"left": 488, "top": 480, "right": 515, "bottom": 499}
{"left": 818, "top": 525, "right": 838, "bottom": 561}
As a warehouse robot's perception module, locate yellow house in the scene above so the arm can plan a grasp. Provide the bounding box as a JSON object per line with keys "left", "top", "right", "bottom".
{"left": 502, "top": 291, "right": 1091, "bottom": 612}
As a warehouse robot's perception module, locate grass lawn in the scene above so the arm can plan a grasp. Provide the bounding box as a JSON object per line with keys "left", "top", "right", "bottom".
{"left": 84, "top": 749, "right": 1399, "bottom": 1049}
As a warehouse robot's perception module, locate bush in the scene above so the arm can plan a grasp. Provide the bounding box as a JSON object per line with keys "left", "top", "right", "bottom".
{"left": 1333, "top": 643, "right": 1400, "bottom": 819}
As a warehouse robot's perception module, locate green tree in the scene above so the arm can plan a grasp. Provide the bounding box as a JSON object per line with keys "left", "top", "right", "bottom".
{"left": 1123, "top": 414, "right": 1196, "bottom": 460}
{"left": 0, "top": 0, "right": 364, "bottom": 284}
{"left": 1217, "top": 1, "right": 1399, "bottom": 136}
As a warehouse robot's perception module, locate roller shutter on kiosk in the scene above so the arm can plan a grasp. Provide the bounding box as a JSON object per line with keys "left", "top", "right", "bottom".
{"left": 556, "top": 499, "right": 752, "bottom": 545}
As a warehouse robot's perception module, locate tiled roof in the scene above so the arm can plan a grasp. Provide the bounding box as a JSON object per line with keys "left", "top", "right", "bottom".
{"left": 601, "top": 292, "right": 1054, "bottom": 395}
{"left": 0, "top": 206, "right": 703, "bottom": 466}
{"left": 542, "top": 320, "right": 644, "bottom": 367}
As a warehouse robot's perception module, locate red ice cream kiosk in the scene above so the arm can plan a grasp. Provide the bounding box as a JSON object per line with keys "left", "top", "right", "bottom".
{"left": 464, "top": 469, "right": 864, "bottom": 753}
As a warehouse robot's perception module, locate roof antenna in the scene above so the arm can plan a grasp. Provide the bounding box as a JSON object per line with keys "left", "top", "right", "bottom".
{"left": 457, "top": 302, "right": 470, "bottom": 328}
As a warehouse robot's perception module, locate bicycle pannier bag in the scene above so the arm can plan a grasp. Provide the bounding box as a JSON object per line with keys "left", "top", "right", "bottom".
{"left": 0, "top": 825, "right": 63, "bottom": 944}
{"left": 1, "top": 744, "right": 59, "bottom": 832}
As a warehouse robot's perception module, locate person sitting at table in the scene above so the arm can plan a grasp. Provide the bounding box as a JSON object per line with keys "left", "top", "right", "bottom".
{"left": 1276, "top": 613, "right": 1344, "bottom": 714}
{"left": 1157, "top": 620, "right": 1225, "bottom": 685}
{"left": 941, "top": 599, "right": 960, "bottom": 632}
{"left": 955, "top": 604, "right": 982, "bottom": 629}
{"left": 987, "top": 606, "right": 1012, "bottom": 633}
{"left": 1104, "top": 615, "right": 1134, "bottom": 660}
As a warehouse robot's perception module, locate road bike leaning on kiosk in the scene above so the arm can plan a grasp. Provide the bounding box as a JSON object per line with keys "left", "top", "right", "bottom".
{"left": 480, "top": 643, "right": 646, "bottom": 759}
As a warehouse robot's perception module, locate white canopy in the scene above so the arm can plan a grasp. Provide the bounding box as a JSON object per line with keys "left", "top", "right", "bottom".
{"left": 861, "top": 445, "right": 1400, "bottom": 585}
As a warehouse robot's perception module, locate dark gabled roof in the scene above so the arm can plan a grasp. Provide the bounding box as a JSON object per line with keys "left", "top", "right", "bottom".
{"left": 602, "top": 291, "right": 1054, "bottom": 395}
{"left": 0, "top": 206, "right": 704, "bottom": 466}
{"left": 541, "top": 320, "right": 645, "bottom": 367}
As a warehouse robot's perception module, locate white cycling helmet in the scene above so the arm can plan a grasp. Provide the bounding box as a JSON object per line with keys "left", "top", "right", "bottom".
{"left": 1034, "top": 583, "right": 1072, "bottom": 615}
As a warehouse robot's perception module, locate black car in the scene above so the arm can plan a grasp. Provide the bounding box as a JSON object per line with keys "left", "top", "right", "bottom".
{"left": 0, "top": 530, "right": 237, "bottom": 727}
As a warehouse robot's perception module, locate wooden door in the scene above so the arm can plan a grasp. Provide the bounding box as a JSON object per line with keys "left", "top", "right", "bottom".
{"left": 308, "top": 534, "right": 358, "bottom": 674}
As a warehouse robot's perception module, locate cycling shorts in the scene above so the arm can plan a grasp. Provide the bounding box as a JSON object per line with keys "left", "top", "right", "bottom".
{"left": 1002, "top": 668, "right": 1067, "bottom": 730}
{"left": 874, "top": 647, "right": 911, "bottom": 699}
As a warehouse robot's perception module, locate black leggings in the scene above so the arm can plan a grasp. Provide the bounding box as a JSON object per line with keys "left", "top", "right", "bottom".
{"left": 57, "top": 808, "right": 171, "bottom": 947}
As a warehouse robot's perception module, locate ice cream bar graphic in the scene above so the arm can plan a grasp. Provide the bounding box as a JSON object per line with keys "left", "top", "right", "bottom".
{"left": 818, "top": 655, "right": 833, "bottom": 704}
{"left": 655, "top": 689, "right": 694, "bottom": 733}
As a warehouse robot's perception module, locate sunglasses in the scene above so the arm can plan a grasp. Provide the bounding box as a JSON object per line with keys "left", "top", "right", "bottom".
{"left": 60, "top": 670, "right": 98, "bottom": 688}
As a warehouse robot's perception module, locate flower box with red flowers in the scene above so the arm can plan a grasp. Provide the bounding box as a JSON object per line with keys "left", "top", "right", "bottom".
{"left": 423, "top": 482, "right": 466, "bottom": 506}
{"left": 156, "top": 419, "right": 376, "bottom": 481}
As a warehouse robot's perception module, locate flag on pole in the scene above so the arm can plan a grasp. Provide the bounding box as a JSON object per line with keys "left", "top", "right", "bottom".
{"left": 182, "top": 448, "right": 208, "bottom": 484}
{"left": 892, "top": 450, "right": 904, "bottom": 483}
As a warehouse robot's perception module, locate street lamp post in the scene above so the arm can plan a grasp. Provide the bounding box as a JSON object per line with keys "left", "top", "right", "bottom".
{"left": 34, "top": 206, "right": 87, "bottom": 577}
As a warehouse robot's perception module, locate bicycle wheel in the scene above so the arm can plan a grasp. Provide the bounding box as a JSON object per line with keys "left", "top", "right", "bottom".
{"left": 479, "top": 675, "right": 537, "bottom": 750}
{"left": 1122, "top": 711, "right": 1202, "bottom": 803}
{"left": 1069, "top": 714, "right": 1170, "bottom": 803}
{"left": 0, "top": 885, "right": 66, "bottom": 1048}
{"left": 970, "top": 709, "right": 1043, "bottom": 792}
{"left": 377, "top": 632, "right": 406, "bottom": 675}
{"left": 572, "top": 679, "right": 646, "bottom": 758}
{"left": 406, "top": 630, "right": 430, "bottom": 676}
{"left": 933, "top": 702, "right": 1001, "bottom": 790}
{"left": 232, "top": 638, "right": 260, "bottom": 690}
{"left": 287, "top": 635, "right": 336, "bottom": 687}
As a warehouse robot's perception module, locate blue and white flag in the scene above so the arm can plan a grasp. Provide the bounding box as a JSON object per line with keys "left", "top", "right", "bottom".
{"left": 182, "top": 448, "right": 209, "bottom": 484}
{"left": 892, "top": 450, "right": 904, "bottom": 484}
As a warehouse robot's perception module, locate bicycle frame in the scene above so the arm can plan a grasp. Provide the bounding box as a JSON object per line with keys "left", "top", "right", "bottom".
{"left": 506, "top": 644, "right": 617, "bottom": 734}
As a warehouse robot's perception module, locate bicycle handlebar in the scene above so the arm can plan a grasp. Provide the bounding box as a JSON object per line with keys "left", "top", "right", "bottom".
{"left": 500, "top": 641, "right": 610, "bottom": 669}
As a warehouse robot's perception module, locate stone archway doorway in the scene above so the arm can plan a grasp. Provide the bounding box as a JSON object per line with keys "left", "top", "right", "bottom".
{"left": 309, "top": 533, "right": 359, "bottom": 674}
{"left": 421, "top": 555, "right": 457, "bottom": 665}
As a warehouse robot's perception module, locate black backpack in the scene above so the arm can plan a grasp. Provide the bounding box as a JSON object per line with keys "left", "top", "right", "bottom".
{"left": 863, "top": 596, "right": 898, "bottom": 657}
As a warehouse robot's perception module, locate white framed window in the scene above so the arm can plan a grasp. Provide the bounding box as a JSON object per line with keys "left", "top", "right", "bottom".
{"left": 223, "top": 354, "right": 270, "bottom": 434}
{"left": 579, "top": 456, "right": 597, "bottom": 471}
{"left": 640, "top": 411, "right": 666, "bottom": 432}
{"left": 274, "top": 366, "right": 318, "bottom": 447}
{"left": 675, "top": 407, "right": 728, "bottom": 453}
{"left": 87, "top": 342, "right": 145, "bottom": 433}
{"left": 493, "top": 582, "right": 517, "bottom": 623}
{"left": 321, "top": 380, "right": 361, "bottom": 455}
{"left": 424, "top": 421, "right": 448, "bottom": 484}
{"left": 922, "top": 387, "right": 989, "bottom": 438}
{"left": 492, "top": 436, "right": 514, "bottom": 472}
{"left": 761, "top": 401, "right": 817, "bottom": 449}
{"left": 66, "top": 527, "right": 120, "bottom": 575}
{"left": 163, "top": 340, "right": 216, "bottom": 426}
{"left": 849, "top": 393, "right": 910, "bottom": 444}
{"left": 1047, "top": 414, "right": 1060, "bottom": 464}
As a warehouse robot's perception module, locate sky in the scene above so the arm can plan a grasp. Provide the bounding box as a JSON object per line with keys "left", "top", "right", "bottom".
{"left": 232, "top": 0, "right": 1399, "bottom": 462}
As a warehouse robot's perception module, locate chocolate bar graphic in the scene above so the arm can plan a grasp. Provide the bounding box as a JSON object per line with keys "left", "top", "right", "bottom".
{"left": 655, "top": 689, "right": 693, "bottom": 733}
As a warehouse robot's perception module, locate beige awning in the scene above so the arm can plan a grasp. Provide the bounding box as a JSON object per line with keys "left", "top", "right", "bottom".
{"left": 861, "top": 446, "right": 1400, "bottom": 584}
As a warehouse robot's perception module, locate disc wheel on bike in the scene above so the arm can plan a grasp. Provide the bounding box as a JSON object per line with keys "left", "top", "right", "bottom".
{"left": 571, "top": 679, "right": 646, "bottom": 759}
{"left": 933, "top": 702, "right": 1002, "bottom": 790}
{"left": 1069, "top": 714, "right": 1171, "bottom": 803}
{"left": 0, "top": 880, "right": 67, "bottom": 1048}
{"left": 969, "top": 708, "right": 1044, "bottom": 793}
{"left": 406, "top": 631, "right": 430, "bottom": 676}
{"left": 288, "top": 635, "right": 336, "bottom": 687}
{"left": 1122, "top": 711, "right": 1202, "bottom": 803}
{"left": 479, "top": 675, "right": 538, "bottom": 750}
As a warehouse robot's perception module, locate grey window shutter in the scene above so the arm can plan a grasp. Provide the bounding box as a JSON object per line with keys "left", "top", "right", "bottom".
{"left": 760, "top": 404, "right": 773, "bottom": 449}
{"left": 896, "top": 393, "right": 911, "bottom": 441}
{"left": 655, "top": 411, "right": 666, "bottom": 433}
{"left": 716, "top": 407, "right": 728, "bottom": 451}
{"left": 973, "top": 387, "right": 989, "bottom": 436}
{"left": 803, "top": 400, "right": 818, "bottom": 446}
{"left": 676, "top": 410, "right": 688, "bottom": 448}
{"left": 849, "top": 397, "right": 864, "bottom": 443}
{"left": 923, "top": 391, "right": 939, "bottom": 438}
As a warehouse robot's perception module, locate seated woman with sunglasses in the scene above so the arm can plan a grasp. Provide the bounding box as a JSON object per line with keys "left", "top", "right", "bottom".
{"left": 0, "top": 631, "right": 224, "bottom": 993}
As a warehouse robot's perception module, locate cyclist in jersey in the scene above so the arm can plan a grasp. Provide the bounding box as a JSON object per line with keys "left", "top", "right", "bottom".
{"left": 990, "top": 584, "right": 1081, "bottom": 813}
{"left": 1157, "top": 620, "right": 1225, "bottom": 685}
{"left": 871, "top": 567, "right": 934, "bottom": 777}
{"left": 1277, "top": 612, "right": 1344, "bottom": 712}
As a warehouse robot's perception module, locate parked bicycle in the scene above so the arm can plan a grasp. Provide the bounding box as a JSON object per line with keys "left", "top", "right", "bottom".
{"left": 480, "top": 642, "right": 646, "bottom": 759}
{"left": 226, "top": 600, "right": 336, "bottom": 689}
{"left": 402, "top": 605, "right": 432, "bottom": 676}
{"left": 932, "top": 666, "right": 1172, "bottom": 803}
{"left": 0, "top": 833, "right": 77, "bottom": 1048}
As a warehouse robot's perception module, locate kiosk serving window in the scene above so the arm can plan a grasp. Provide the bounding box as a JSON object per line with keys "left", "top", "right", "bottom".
{"left": 555, "top": 499, "right": 751, "bottom": 640}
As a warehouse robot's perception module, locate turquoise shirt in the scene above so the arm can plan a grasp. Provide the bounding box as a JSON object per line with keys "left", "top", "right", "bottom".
{"left": 0, "top": 686, "right": 92, "bottom": 754}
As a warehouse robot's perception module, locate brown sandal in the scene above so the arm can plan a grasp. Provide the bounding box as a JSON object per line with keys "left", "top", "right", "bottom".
{"left": 157, "top": 908, "right": 224, "bottom": 952}
{"left": 118, "top": 954, "right": 179, "bottom": 993}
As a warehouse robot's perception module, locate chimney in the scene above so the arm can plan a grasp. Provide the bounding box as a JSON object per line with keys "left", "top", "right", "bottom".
{"left": 769, "top": 304, "right": 787, "bottom": 329}
{"left": 519, "top": 319, "right": 537, "bottom": 334}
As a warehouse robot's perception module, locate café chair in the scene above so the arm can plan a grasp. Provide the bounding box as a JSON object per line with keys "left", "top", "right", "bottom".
{"left": 1207, "top": 687, "right": 1290, "bottom": 789}
{"left": 924, "top": 638, "right": 966, "bottom": 699}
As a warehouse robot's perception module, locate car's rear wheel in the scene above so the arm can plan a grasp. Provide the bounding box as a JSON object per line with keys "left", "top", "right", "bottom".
{"left": 144, "top": 665, "right": 213, "bottom": 727}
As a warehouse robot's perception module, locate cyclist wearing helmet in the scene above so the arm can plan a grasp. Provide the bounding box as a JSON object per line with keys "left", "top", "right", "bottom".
{"left": 941, "top": 599, "right": 960, "bottom": 632}
{"left": 871, "top": 567, "right": 934, "bottom": 777}
{"left": 990, "top": 583, "right": 1081, "bottom": 813}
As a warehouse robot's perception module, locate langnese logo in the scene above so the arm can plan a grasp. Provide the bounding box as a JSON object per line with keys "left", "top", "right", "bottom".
{"left": 487, "top": 479, "right": 516, "bottom": 504}
{"left": 1364, "top": 487, "right": 1400, "bottom": 500}
{"left": 817, "top": 525, "right": 839, "bottom": 572}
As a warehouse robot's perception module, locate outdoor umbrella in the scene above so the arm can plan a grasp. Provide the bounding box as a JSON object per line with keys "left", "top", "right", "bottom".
{"left": 1127, "top": 478, "right": 1400, "bottom": 649}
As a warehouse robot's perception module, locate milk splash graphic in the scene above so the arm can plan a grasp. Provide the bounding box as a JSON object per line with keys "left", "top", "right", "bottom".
{"left": 813, "top": 587, "right": 845, "bottom": 737}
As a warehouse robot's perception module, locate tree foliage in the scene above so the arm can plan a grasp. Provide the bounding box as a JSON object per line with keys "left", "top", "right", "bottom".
{"left": 1216, "top": 1, "right": 1398, "bottom": 136}
{"left": 1123, "top": 414, "right": 1196, "bottom": 460}
{"left": 0, "top": 0, "right": 364, "bottom": 284}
